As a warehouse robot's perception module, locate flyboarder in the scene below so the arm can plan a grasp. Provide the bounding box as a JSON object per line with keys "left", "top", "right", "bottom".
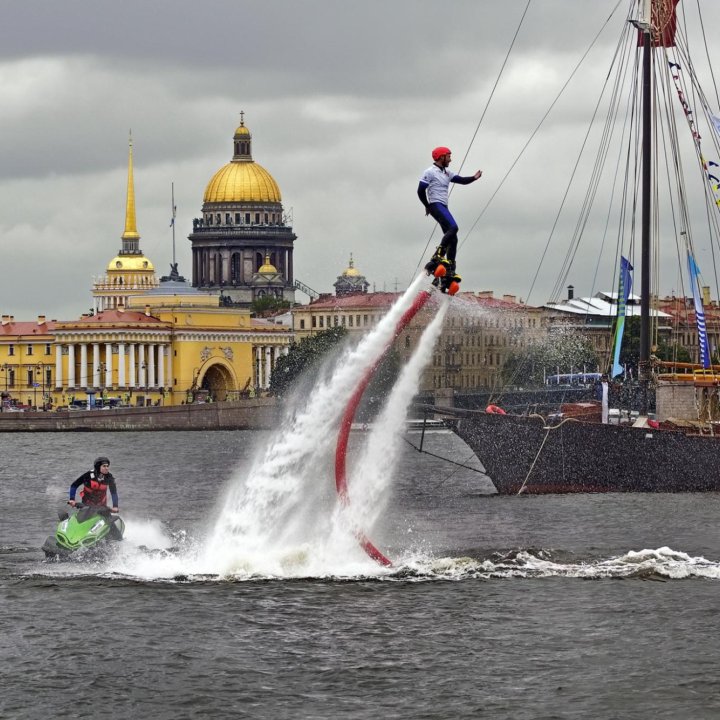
{"left": 418, "top": 146, "right": 482, "bottom": 293}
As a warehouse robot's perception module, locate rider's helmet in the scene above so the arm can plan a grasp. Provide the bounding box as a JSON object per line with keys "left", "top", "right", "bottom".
{"left": 94, "top": 456, "right": 110, "bottom": 472}
{"left": 432, "top": 146, "right": 452, "bottom": 161}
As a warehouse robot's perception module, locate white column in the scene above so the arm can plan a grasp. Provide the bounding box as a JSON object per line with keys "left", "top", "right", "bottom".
{"left": 157, "top": 345, "right": 165, "bottom": 388}
{"left": 129, "top": 344, "right": 136, "bottom": 388}
{"left": 256, "top": 346, "right": 263, "bottom": 388}
{"left": 80, "top": 344, "right": 88, "bottom": 388}
{"left": 55, "top": 345, "right": 63, "bottom": 388}
{"left": 265, "top": 346, "right": 272, "bottom": 389}
{"left": 105, "top": 343, "right": 112, "bottom": 387}
{"left": 118, "top": 343, "right": 126, "bottom": 387}
{"left": 148, "top": 343, "right": 156, "bottom": 388}
{"left": 167, "top": 344, "right": 173, "bottom": 398}
{"left": 92, "top": 343, "right": 100, "bottom": 387}
{"left": 67, "top": 344, "right": 76, "bottom": 388}
{"left": 138, "top": 344, "right": 146, "bottom": 389}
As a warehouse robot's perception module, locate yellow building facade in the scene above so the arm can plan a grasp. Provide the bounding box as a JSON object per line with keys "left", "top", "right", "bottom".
{"left": 0, "top": 128, "right": 291, "bottom": 411}
{"left": 292, "top": 282, "right": 545, "bottom": 392}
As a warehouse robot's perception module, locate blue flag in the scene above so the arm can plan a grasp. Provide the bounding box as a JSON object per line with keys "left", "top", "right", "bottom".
{"left": 611, "top": 256, "right": 633, "bottom": 378}
{"left": 687, "top": 252, "right": 711, "bottom": 368}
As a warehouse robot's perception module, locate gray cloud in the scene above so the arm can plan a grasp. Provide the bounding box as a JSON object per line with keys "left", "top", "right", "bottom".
{"left": 1, "top": 0, "right": 719, "bottom": 319}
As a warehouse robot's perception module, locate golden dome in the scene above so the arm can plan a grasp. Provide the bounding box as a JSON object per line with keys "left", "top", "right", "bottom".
{"left": 258, "top": 254, "right": 278, "bottom": 274}
{"left": 107, "top": 255, "right": 155, "bottom": 272}
{"left": 342, "top": 255, "right": 361, "bottom": 277}
{"left": 204, "top": 161, "right": 282, "bottom": 204}
{"left": 234, "top": 124, "right": 251, "bottom": 136}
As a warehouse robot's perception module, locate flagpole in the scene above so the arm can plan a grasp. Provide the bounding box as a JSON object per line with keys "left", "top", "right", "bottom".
{"left": 171, "top": 182, "right": 176, "bottom": 267}
{"left": 639, "top": 1, "right": 652, "bottom": 416}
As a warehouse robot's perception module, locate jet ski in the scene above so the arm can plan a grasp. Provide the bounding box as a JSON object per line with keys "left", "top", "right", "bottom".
{"left": 42, "top": 503, "right": 125, "bottom": 559}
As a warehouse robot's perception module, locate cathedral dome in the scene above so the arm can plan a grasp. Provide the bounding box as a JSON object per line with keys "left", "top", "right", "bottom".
{"left": 203, "top": 162, "right": 281, "bottom": 204}
{"left": 203, "top": 119, "right": 282, "bottom": 204}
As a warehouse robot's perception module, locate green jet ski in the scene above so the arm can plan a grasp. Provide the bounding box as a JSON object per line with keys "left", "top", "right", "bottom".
{"left": 42, "top": 503, "right": 125, "bottom": 559}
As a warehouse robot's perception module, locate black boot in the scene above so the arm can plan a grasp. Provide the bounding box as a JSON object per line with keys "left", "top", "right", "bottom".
{"left": 424, "top": 246, "right": 447, "bottom": 276}
{"left": 440, "top": 263, "right": 461, "bottom": 294}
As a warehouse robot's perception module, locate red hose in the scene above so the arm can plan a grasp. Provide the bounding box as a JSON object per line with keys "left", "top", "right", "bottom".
{"left": 335, "top": 290, "right": 432, "bottom": 566}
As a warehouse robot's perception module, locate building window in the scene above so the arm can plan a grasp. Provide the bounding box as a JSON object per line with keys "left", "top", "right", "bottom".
{"left": 312, "top": 316, "right": 317, "bottom": 328}
{"left": 27, "top": 345, "right": 33, "bottom": 356}
{"left": 300, "top": 319, "right": 306, "bottom": 329}
{"left": 235, "top": 213, "right": 241, "bottom": 224}
{"left": 27, "top": 369, "right": 33, "bottom": 386}
{"left": 319, "top": 316, "right": 324, "bottom": 328}
{"left": 349, "top": 315, "right": 354, "bottom": 327}
{"left": 45, "top": 344, "right": 52, "bottom": 355}
{"left": 245, "top": 213, "right": 251, "bottom": 224}
{"left": 255, "top": 213, "right": 260, "bottom": 224}
{"left": 264, "top": 213, "right": 269, "bottom": 223}
{"left": 45, "top": 368, "right": 52, "bottom": 386}
{"left": 8, "top": 345, "right": 14, "bottom": 356}
{"left": 334, "top": 316, "right": 339, "bottom": 327}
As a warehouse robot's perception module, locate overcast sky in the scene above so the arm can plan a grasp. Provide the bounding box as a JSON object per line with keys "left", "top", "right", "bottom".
{"left": 2, "top": 0, "right": 720, "bottom": 320}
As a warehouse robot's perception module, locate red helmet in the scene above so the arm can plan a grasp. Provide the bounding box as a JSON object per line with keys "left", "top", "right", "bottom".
{"left": 432, "top": 146, "right": 451, "bottom": 161}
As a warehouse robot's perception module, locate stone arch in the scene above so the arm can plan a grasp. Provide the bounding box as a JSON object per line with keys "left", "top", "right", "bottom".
{"left": 197, "top": 359, "right": 236, "bottom": 402}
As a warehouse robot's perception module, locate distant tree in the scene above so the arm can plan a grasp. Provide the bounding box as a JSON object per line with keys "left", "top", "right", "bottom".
{"left": 269, "top": 327, "right": 348, "bottom": 396}
{"left": 502, "top": 332, "right": 599, "bottom": 387}
{"left": 252, "top": 296, "right": 291, "bottom": 317}
{"left": 619, "top": 317, "right": 691, "bottom": 373}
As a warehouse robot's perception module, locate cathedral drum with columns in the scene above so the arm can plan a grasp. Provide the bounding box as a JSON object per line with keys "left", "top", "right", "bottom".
{"left": 189, "top": 116, "right": 297, "bottom": 306}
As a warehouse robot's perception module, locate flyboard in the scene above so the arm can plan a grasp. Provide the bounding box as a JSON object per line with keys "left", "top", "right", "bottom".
{"left": 334, "top": 266, "right": 457, "bottom": 567}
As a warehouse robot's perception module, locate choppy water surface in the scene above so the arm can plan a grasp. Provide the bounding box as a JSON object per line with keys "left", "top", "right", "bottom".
{"left": 2, "top": 429, "right": 720, "bottom": 719}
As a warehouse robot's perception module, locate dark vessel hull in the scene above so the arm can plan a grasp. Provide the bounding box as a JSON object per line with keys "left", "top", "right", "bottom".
{"left": 451, "top": 410, "right": 720, "bottom": 494}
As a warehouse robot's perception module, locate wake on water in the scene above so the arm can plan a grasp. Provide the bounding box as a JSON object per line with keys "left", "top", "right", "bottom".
{"left": 34, "top": 276, "right": 720, "bottom": 582}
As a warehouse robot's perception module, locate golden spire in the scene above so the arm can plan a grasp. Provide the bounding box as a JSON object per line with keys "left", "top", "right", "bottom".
{"left": 122, "top": 131, "right": 140, "bottom": 242}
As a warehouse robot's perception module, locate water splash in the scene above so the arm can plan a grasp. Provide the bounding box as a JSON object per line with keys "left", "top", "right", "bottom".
{"left": 341, "top": 297, "right": 449, "bottom": 537}
{"left": 199, "top": 275, "right": 436, "bottom": 576}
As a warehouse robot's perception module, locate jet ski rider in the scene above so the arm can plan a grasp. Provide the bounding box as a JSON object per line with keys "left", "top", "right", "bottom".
{"left": 68, "top": 456, "right": 119, "bottom": 513}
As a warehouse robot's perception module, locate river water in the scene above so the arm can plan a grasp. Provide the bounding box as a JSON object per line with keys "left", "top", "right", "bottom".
{"left": 3, "top": 281, "right": 720, "bottom": 718}
{"left": 2, "top": 427, "right": 720, "bottom": 720}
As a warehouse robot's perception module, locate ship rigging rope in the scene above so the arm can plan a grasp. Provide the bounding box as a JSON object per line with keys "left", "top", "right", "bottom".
{"left": 516, "top": 413, "right": 591, "bottom": 495}
{"left": 412, "top": 0, "right": 533, "bottom": 280}
{"left": 400, "top": 434, "right": 486, "bottom": 475}
{"left": 671, "top": 16, "right": 720, "bottom": 316}
{"left": 457, "top": 1, "right": 625, "bottom": 269}
{"left": 546, "top": 7, "right": 637, "bottom": 305}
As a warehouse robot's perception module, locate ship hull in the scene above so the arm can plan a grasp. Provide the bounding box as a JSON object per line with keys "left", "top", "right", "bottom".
{"left": 451, "top": 411, "right": 720, "bottom": 494}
